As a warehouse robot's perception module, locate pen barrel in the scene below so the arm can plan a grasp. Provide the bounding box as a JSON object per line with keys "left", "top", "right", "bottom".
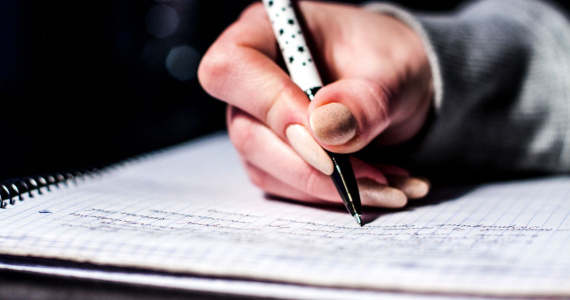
{"left": 327, "top": 151, "right": 362, "bottom": 217}
{"left": 262, "top": 0, "right": 323, "bottom": 92}
{"left": 263, "top": 0, "right": 363, "bottom": 221}
{"left": 302, "top": 88, "right": 362, "bottom": 217}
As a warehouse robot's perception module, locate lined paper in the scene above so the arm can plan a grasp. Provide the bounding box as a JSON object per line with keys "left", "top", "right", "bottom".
{"left": 0, "top": 133, "right": 569, "bottom": 297}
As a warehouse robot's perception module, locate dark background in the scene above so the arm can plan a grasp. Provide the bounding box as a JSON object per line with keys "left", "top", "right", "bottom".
{"left": 2, "top": 0, "right": 559, "bottom": 180}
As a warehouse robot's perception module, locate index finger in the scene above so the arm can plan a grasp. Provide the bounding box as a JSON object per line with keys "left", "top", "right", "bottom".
{"left": 198, "top": 2, "right": 309, "bottom": 139}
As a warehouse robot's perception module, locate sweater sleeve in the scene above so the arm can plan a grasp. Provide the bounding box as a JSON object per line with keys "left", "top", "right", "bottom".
{"left": 365, "top": 0, "right": 570, "bottom": 181}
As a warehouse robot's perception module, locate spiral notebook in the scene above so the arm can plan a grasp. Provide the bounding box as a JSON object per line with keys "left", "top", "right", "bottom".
{"left": 0, "top": 132, "right": 569, "bottom": 299}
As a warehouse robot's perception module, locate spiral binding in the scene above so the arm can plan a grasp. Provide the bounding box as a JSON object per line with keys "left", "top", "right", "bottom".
{"left": 0, "top": 168, "right": 103, "bottom": 209}
{"left": 0, "top": 134, "right": 182, "bottom": 209}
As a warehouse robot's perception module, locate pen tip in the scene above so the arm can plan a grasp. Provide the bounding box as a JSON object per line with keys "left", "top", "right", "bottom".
{"left": 354, "top": 214, "right": 362, "bottom": 226}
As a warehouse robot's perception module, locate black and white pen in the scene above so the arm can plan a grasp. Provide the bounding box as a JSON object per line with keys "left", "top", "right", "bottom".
{"left": 261, "top": 0, "right": 362, "bottom": 225}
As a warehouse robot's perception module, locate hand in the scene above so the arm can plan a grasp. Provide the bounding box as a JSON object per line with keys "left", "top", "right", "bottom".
{"left": 199, "top": 1, "right": 432, "bottom": 208}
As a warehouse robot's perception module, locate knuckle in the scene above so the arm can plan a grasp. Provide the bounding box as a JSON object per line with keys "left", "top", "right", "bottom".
{"left": 227, "top": 110, "right": 256, "bottom": 158}
{"left": 368, "top": 81, "right": 392, "bottom": 115}
{"left": 198, "top": 47, "right": 232, "bottom": 98}
{"left": 265, "top": 80, "right": 299, "bottom": 132}
{"left": 300, "top": 169, "right": 323, "bottom": 198}
{"left": 265, "top": 85, "right": 287, "bottom": 131}
{"left": 361, "top": 80, "right": 392, "bottom": 129}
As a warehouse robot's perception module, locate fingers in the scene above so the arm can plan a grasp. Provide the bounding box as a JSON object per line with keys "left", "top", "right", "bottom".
{"left": 198, "top": 2, "right": 309, "bottom": 141}
{"left": 244, "top": 163, "right": 409, "bottom": 208}
{"left": 243, "top": 161, "right": 331, "bottom": 204}
{"left": 202, "top": 2, "right": 433, "bottom": 206}
{"left": 386, "top": 175, "right": 430, "bottom": 200}
{"left": 308, "top": 75, "right": 432, "bottom": 153}
{"left": 227, "top": 106, "right": 414, "bottom": 208}
{"left": 199, "top": 2, "right": 428, "bottom": 172}
{"left": 371, "top": 164, "right": 430, "bottom": 199}
{"left": 227, "top": 105, "right": 339, "bottom": 202}
{"left": 308, "top": 78, "right": 392, "bottom": 153}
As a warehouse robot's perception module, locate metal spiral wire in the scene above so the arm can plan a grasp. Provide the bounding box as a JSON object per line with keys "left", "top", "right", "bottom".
{"left": 0, "top": 136, "right": 174, "bottom": 209}
{"left": 0, "top": 168, "right": 102, "bottom": 209}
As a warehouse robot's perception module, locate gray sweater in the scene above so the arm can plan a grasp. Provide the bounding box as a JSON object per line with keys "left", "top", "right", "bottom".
{"left": 366, "top": 0, "right": 570, "bottom": 182}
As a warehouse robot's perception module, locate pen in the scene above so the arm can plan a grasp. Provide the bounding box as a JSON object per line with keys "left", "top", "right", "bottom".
{"left": 261, "top": 0, "right": 362, "bottom": 225}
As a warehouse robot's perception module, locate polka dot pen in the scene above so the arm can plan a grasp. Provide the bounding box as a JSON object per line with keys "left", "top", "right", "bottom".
{"left": 262, "top": 0, "right": 362, "bottom": 225}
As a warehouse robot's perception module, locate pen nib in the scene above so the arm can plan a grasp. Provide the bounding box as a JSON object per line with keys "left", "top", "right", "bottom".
{"left": 354, "top": 214, "right": 362, "bottom": 226}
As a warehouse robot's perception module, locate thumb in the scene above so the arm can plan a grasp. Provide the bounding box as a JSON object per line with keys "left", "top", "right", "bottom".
{"left": 308, "top": 78, "right": 393, "bottom": 153}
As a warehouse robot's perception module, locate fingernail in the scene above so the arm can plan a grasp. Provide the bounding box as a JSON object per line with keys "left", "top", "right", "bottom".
{"left": 358, "top": 178, "right": 407, "bottom": 208}
{"left": 387, "top": 176, "right": 430, "bottom": 199}
{"left": 310, "top": 103, "right": 357, "bottom": 146}
{"left": 286, "top": 124, "right": 334, "bottom": 175}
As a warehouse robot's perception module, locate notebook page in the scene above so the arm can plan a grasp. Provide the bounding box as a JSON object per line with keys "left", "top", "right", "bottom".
{"left": 0, "top": 133, "right": 569, "bottom": 296}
